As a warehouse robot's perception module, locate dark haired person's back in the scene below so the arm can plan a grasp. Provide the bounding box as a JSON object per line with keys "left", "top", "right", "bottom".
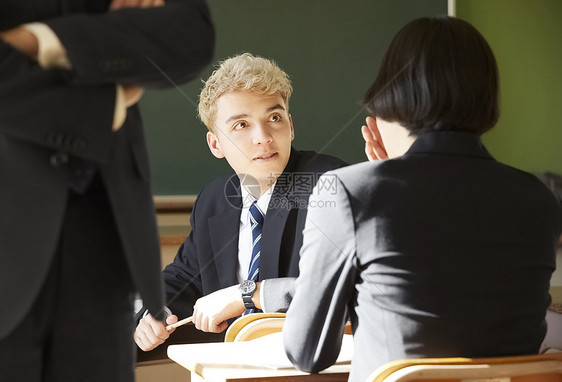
{"left": 284, "top": 17, "right": 562, "bottom": 382}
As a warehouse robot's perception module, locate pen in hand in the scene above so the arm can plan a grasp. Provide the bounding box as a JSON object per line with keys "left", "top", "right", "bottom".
{"left": 166, "top": 316, "right": 193, "bottom": 331}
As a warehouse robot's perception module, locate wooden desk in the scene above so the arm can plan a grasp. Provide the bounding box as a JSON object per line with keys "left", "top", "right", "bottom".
{"left": 167, "top": 338, "right": 350, "bottom": 382}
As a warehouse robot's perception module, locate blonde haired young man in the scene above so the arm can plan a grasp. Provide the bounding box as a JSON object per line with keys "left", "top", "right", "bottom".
{"left": 134, "top": 53, "right": 346, "bottom": 351}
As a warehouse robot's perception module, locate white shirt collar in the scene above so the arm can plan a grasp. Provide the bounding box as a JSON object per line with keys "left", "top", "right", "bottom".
{"left": 240, "top": 181, "right": 276, "bottom": 224}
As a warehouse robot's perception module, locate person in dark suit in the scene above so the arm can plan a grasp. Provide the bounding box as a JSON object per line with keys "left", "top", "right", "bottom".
{"left": 0, "top": 1, "right": 213, "bottom": 380}
{"left": 284, "top": 17, "right": 562, "bottom": 382}
{"left": 134, "top": 53, "right": 346, "bottom": 351}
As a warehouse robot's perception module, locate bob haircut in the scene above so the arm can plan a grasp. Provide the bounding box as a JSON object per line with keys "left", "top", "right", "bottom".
{"left": 198, "top": 53, "right": 293, "bottom": 132}
{"left": 364, "top": 16, "right": 499, "bottom": 135}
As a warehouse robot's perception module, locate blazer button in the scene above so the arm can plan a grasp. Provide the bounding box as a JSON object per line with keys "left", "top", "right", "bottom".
{"left": 50, "top": 151, "right": 69, "bottom": 167}
{"left": 71, "top": 138, "right": 86, "bottom": 152}
{"left": 47, "top": 131, "right": 65, "bottom": 148}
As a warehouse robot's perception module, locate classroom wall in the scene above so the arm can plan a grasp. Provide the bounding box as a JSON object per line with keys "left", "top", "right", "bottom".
{"left": 140, "top": 0, "right": 447, "bottom": 195}
{"left": 456, "top": 0, "right": 562, "bottom": 175}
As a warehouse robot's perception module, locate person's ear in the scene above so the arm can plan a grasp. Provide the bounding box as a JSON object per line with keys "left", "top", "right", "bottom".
{"left": 206, "top": 131, "right": 225, "bottom": 159}
{"left": 289, "top": 114, "right": 295, "bottom": 141}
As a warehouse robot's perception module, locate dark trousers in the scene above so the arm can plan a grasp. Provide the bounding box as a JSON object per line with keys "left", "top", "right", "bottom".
{"left": 0, "top": 177, "right": 135, "bottom": 382}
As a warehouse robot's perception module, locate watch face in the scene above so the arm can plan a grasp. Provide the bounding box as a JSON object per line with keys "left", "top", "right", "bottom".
{"left": 240, "top": 280, "right": 255, "bottom": 294}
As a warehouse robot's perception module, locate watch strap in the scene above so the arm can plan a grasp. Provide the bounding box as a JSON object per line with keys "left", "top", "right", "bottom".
{"left": 242, "top": 294, "right": 255, "bottom": 309}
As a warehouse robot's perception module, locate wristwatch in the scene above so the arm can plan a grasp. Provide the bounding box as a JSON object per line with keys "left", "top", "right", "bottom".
{"left": 239, "top": 280, "right": 257, "bottom": 309}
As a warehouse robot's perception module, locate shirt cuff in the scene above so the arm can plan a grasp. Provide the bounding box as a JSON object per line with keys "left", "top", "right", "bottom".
{"left": 259, "top": 279, "right": 267, "bottom": 312}
{"left": 21, "top": 22, "right": 71, "bottom": 69}
{"left": 113, "top": 85, "right": 127, "bottom": 130}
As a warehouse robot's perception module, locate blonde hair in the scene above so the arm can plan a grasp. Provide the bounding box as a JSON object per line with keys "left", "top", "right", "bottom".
{"left": 198, "top": 53, "right": 293, "bottom": 131}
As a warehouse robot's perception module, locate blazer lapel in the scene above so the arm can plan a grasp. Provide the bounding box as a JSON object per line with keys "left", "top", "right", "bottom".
{"left": 259, "top": 149, "right": 301, "bottom": 280}
{"left": 208, "top": 178, "right": 242, "bottom": 288}
{"left": 260, "top": 199, "right": 292, "bottom": 280}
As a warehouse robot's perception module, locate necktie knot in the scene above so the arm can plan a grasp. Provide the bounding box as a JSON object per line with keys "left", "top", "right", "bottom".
{"left": 249, "top": 202, "right": 264, "bottom": 228}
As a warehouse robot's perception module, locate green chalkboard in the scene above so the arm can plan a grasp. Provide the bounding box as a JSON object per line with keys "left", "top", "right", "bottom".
{"left": 457, "top": 0, "right": 562, "bottom": 176}
{"left": 141, "top": 0, "right": 447, "bottom": 195}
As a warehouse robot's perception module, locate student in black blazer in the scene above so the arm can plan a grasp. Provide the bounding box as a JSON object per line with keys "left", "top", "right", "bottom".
{"left": 0, "top": 1, "right": 213, "bottom": 380}
{"left": 134, "top": 53, "right": 346, "bottom": 351}
{"left": 284, "top": 17, "right": 562, "bottom": 382}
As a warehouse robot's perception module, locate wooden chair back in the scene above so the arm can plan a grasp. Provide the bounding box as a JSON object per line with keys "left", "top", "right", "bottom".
{"left": 368, "top": 353, "right": 562, "bottom": 382}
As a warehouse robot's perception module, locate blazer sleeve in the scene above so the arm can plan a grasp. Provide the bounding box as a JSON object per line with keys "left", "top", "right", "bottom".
{"left": 261, "top": 277, "right": 296, "bottom": 313}
{"left": 44, "top": 0, "right": 214, "bottom": 87}
{"left": 283, "top": 174, "right": 358, "bottom": 373}
{"left": 0, "top": 0, "right": 213, "bottom": 162}
{"left": 161, "top": 195, "right": 205, "bottom": 319}
{"left": 0, "top": 42, "right": 116, "bottom": 162}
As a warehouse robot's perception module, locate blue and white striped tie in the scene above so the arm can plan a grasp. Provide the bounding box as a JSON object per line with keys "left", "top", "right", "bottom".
{"left": 244, "top": 201, "right": 264, "bottom": 315}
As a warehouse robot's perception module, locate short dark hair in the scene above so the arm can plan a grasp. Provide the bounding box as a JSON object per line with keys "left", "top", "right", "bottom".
{"left": 364, "top": 16, "right": 499, "bottom": 135}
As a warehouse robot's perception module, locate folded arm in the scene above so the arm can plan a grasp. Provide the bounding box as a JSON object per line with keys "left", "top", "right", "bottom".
{"left": 0, "top": 0, "right": 213, "bottom": 161}
{"left": 44, "top": 0, "right": 214, "bottom": 87}
{"left": 0, "top": 42, "right": 117, "bottom": 162}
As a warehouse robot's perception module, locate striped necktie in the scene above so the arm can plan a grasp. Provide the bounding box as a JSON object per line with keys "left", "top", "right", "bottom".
{"left": 244, "top": 201, "right": 264, "bottom": 315}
